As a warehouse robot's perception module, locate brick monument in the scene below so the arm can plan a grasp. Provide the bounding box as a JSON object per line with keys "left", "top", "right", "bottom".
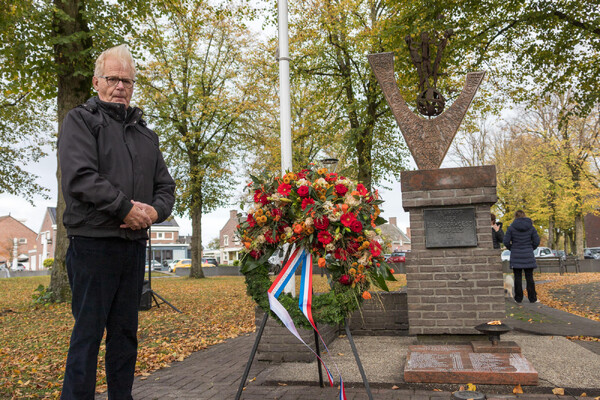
{"left": 401, "top": 165, "right": 505, "bottom": 334}
{"left": 368, "top": 40, "right": 505, "bottom": 335}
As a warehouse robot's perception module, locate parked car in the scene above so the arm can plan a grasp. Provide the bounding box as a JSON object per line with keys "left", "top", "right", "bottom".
{"left": 168, "top": 259, "right": 181, "bottom": 272}
{"left": 387, "top": 252, "right": 406, "bottom": 263}
{"left": 202, "top": 257, "right": 218, "bottom": 267}
{"left": 533, "top": 247, "right": 553, "bottom": 258}
{"left": 501, "top": 250, "right": 511, "bottom": 262}
{"left": 149, "top": 260, "right": 167, "bottom": 271}
{"left": 552, "top": 250, "right": 567, "bottom": 260}
{"left": 584, "top": 247, "right": 600, "bottom": 259}
{"left": 10, "top": 263, "right": 25, "bottom": 271}
{"left": 172, "top": 259, "right": 192, "bottom": 272}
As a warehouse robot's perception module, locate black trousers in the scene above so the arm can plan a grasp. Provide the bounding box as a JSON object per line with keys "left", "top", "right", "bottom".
{"left": 61, "top": 236, "right": 145, "bottom": 400}
{"left": 513, "top": 268, "right": 537, "bottom": 303}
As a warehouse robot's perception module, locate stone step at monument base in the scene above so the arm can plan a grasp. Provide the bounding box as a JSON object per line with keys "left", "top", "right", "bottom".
{"left": 404, "top": 345, "right": 538, "bottom": 385}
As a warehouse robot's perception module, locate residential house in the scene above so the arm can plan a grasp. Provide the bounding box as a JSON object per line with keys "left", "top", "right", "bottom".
{"left": 35, "top": 207, "right": 58, "bottom": 270}
{"left": 219, "top": 210, "right": 243, "bottom": 265}
{"left": 585, "top": 213, "right": 600, "bottom": 248}
{"left": 0, "top": 215, "right": 38, "bottom": 269}
{"left": 147, "top": 217, "right": 189, "bottom": 265}
{"left": 379, "top": 217, "right": 411, "bottom": 253}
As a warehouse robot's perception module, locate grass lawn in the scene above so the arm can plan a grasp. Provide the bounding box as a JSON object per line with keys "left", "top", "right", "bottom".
{"left": 0, "top": 273, "right": 407, "bottom": 399}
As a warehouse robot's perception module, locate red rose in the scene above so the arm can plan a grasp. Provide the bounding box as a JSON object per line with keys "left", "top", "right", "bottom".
{"left": 369, "top": 241, "right": 382, "bottom": 257}
{"left": 317, "top": 231, "right": 333, "bottom": 245}
{"left": 334, "top": 247, "right": 347, "bottom": 261}
{"left": 314, "top": 216, "right": 329, "bottom": 230}
{"left": 356, "top": 183, "right": 368, "bottom": 196}
{"left": 301, "top": 197, "right": 315, "bottom": 210}
{"left": 339, "top": 274, "right": 352, "bottom": 285}
{"left": 335, "top": 184, "right": 348, "bottom": 196}
{"left": 350, "top": 220, "right": 363, "bottom": 233}
{"left": 297, "top": 185, "right": 309, "bottom": 197}
{"left": 278, "top": 183, "right": 292, "bottom": 196}
{"left": 340, "top": 212, "right": 356, "bottom": 227}
{"left": 265, "top": 230, "right": 277, "bottom": 244}
{"left": 249, "top": 250, "right": 261, "bottom": 259}
{"left": 347, "top": 241, "right": 360, "bottom": 254}
{"left": 247, "top": 213, "right": 256, "bottom": 227}
{"left": 254, "top": 190, "right": 269, "bottom": 205}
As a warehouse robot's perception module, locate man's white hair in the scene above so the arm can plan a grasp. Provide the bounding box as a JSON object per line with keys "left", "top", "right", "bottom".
{"left": 94, "top": 44, "right": 136, "bottom": 77}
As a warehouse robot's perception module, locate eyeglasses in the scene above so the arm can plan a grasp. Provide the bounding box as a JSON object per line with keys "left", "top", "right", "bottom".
{"left": 98, "top": 76, "right": 135, "bottom": 89}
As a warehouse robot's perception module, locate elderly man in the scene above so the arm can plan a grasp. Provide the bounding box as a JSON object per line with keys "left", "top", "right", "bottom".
{"left": 58, "top": 44, "right": 175, "bottom": 399}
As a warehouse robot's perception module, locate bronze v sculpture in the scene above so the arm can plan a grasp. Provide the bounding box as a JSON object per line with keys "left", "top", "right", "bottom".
{"left": 368, "top": 31, "right": 485, "bottom": 170}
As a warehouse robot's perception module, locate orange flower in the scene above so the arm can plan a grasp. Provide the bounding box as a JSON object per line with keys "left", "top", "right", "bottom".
{"left": 389, "top": 268, "right": 395, "bottom": 274}
{"left": 362, "top": 291, "right": 371, "bottom": 300}
{"left": 318, "top": 257, "right": 326, "bottom": 268}
{"left": 342, "top": 204, "right": 349, "bottom": 212}
{"left": 244, "top": 242, "right": 251, "bottom": 249}
{"left": 293, "top": 224, "right": 303, "bottom": 234}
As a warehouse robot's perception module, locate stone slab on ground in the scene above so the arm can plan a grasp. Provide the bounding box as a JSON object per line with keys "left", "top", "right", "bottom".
{"left": 403, "top": 344, "right": 537, "bottom": 385}
{"left": 264, "top": 333, "right": 600, "bottom": 390}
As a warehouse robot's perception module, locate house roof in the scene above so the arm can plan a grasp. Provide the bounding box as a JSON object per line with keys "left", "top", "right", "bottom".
{"left": 379, "top": 223, "right": 411, "bottom": 243}
{"left": 48, "top": 207, "right": 57, "bottom": 224}
{"left": 154, "top": 216, "right": 179, "bottom": 227}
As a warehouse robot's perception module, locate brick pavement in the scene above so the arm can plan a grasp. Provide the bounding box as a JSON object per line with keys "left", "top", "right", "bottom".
{"left": 95, "top": 330, "right": 593, "bottom": 400}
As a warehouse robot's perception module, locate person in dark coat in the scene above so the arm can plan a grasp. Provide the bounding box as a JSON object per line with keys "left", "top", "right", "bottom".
{"left": 491, "top": 213, "right": 504, "bottom": 249}
{"left": 503, "top": 210, "right": 541, "bottom": 303}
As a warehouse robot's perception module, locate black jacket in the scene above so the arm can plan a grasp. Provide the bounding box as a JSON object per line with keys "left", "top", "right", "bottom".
{"left": 503, "top": 217, "right": 540, "bottom": 269}
{"left": 492, "top": 222, "right": 504, "bottom": 249}
{"left": 58, "top": 97, "right": 175, "bottom": 240}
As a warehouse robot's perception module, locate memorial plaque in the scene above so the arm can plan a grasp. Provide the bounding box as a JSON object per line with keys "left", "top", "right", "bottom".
{"left": 404, "top": 345, "right": 538, "bottom": 385}
{"left": 423, "top": 207, "right": 477, "bottom": 248}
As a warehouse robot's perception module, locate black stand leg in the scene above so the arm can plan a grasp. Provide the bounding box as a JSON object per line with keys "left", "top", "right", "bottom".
{"left": 150, "top": 290, "right": 182, "bottom": 313}
{"left": 235, "top": 312, "right": 269, "bottom": 400}
{"left": 314, "top": 327, "right": 324, "bottom": 387}
{"left": 344, "top": 318, "right": 373, "bottom": 400}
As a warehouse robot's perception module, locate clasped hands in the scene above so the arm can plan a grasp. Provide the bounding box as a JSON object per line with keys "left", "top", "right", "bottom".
{"left": 121, "top": 200, "right": 158, "bottom": 230}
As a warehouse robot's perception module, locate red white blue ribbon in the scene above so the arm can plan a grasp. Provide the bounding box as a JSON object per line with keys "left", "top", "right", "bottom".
{"left": 267, "top": 247, "right": 346, "bottom": 398}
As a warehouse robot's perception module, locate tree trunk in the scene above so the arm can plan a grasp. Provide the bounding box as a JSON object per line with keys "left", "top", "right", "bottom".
{"left": 189, "top": 179, "right": 205, "bottom": 279}
{"left": 48, "top": 0, "right": 93, "bottom": 302}
{"left": 574, "top": 213, "right": 585, "bottom": 259}
{"left": 547, "top": 216, "right": 554, "bottom": 249}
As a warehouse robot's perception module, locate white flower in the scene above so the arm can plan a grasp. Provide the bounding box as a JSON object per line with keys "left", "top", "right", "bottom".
{"left": 365, "top": 230, "right": 376, "bottom": 240}
{"left": 305, "top": 217, "right": 314, "bottom": 227}
{"left": 328, "top": 211, "right": 341, "bottom": 222}
{"left": 358, "top": 252, "right": 369, "bottom": 265}
{"left": 314, "top": 178, "right": 327, "bottom": 187}
{"left": 256, "top": 235, "right": 266, "bottom": 244}
{"left": 325, "top": 243, "right": 335, "bottom": 252}
{"left": 284, "top": 227, "right": 293, "bottom": 236}
{"left": 345, "top": 193, "right": 359, "bottom": 206}
{"left": 297, "top": 178, "right": 310, "bottom": 186}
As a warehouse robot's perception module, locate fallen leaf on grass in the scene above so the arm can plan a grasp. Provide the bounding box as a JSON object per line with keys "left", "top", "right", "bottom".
{"left": 249, "top": 377, "right": 256, "bottom": 382}
{"left": 513, "top": 384, "right": 523, "bottom": 394}
{"left": 467, "top": 383, "right": 477, "bottom": 391}
{"left": 337, "top": 353, "right": 345, "bottom": 356}
{"left": 278, "top": 383, "right": 287, "bottom": 386}
{"left": 552, "top": 387, "right": 565, "bottom": 395}
{"left": 391, "top": 385, "right": 399, "bottom": 390}
{"left": 580, "top": 393, "right": 586, "bottom": 397}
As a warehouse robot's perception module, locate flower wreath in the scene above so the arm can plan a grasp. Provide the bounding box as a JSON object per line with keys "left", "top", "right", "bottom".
{"left": 238, "top": 166, "right": 396, "bottom": 329}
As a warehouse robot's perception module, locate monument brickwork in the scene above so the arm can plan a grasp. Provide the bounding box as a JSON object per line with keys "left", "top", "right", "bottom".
{"left": 401, "top": 165, "right": 505, "bottom": 334}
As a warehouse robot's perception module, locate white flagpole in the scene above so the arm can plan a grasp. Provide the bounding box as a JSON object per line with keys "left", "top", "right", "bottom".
{"left": 279, "top": 0, "right": 295, "bottom": 296}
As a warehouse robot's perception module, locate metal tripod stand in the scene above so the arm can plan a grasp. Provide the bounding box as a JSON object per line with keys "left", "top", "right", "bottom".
{"left": 141, "top": 227, "right": 182, "bottom": 313}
